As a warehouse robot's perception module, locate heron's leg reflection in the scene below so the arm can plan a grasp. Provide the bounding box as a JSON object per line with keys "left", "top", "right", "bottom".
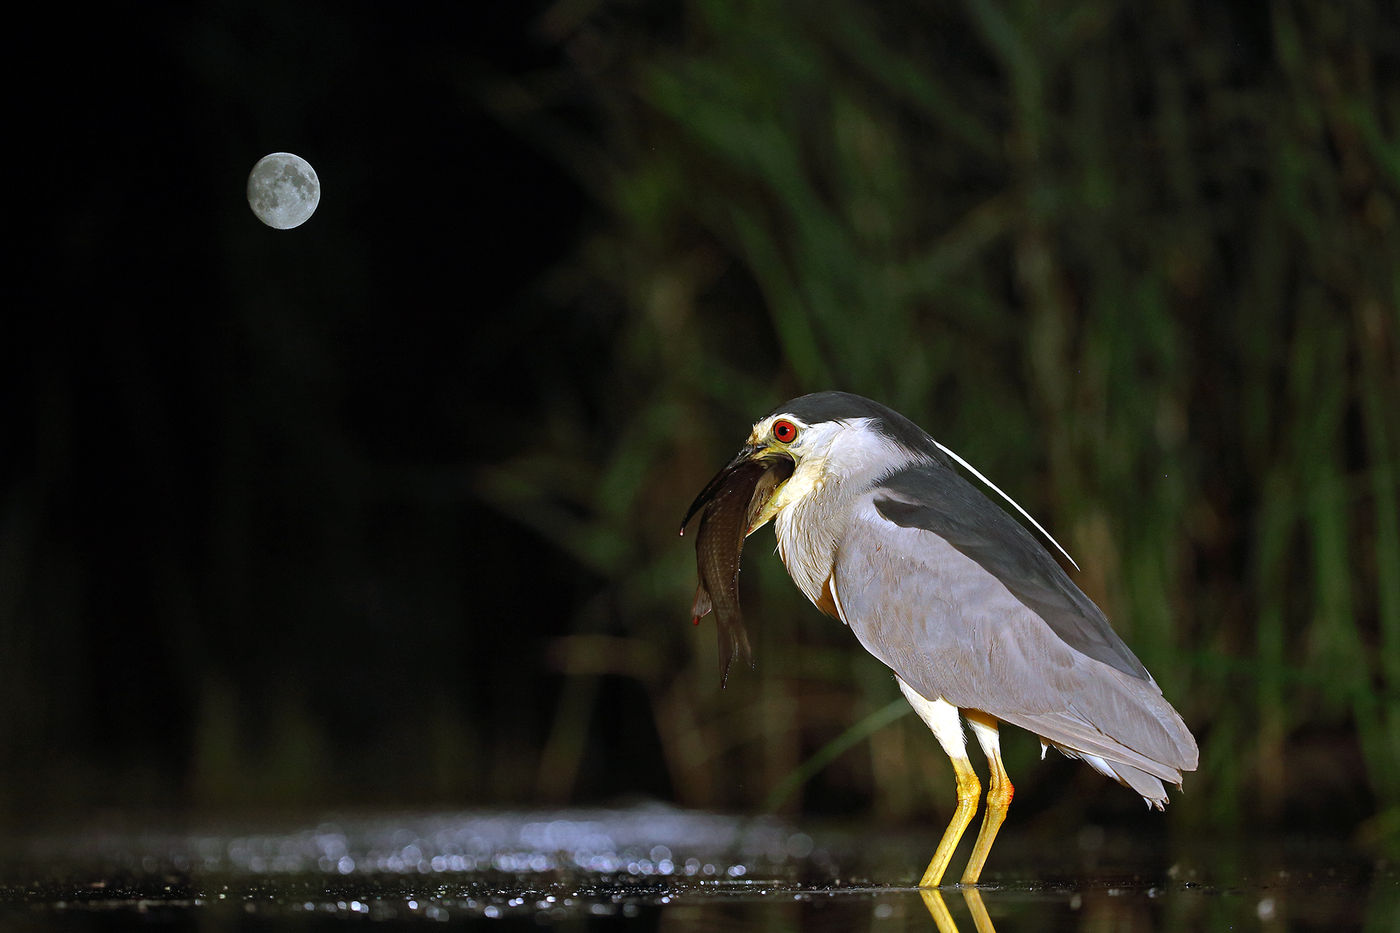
{"left": 919, "top": 888, "right": 997, "bottom": 933}
{"left": 962, "top": 888, "right": 997, "bottom": 933}
{"left": 920, "top": 889, "right": 959, "bottom": 933}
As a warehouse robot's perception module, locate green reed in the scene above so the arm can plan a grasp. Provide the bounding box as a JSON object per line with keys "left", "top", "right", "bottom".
{"left": 490, "top": 0, "right": 1399, "bottom": 848}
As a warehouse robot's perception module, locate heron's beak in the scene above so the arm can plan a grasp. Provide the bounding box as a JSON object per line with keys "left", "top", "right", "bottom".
{"left": 679, "top": 444, "right": 791, "bottom": 535}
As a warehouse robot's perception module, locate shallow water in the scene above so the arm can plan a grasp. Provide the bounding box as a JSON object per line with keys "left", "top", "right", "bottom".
{"left": 1, "top": 804, "right": 1393, "bottom": 930}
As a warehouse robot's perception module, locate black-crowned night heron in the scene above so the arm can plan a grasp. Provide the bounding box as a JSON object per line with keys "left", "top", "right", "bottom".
{"left": 680, "top": 391, "right": 1198, "bottom": 887}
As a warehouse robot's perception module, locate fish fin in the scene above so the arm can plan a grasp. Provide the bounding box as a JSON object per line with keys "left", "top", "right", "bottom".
{"left": 717, "top": 619, "right": 753, "bottom": 689}
{"left": 691, "top": 585, "right": 713, "bottom": 623}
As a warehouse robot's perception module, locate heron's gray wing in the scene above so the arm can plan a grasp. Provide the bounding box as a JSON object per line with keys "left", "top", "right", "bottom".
{"left": 831, "top": 495, "right": 1198, "bottom": 779}
{"left": 873, "top": 464, "right": 1151, "bottom": 682}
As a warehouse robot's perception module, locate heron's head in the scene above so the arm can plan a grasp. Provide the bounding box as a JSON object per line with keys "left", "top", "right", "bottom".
{"left": 681, "top": 392, "right": 939, "bottom": 534}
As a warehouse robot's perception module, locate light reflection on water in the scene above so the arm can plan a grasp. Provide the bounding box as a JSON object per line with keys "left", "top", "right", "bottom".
{"left": 1, "top": 803, "right": 1393, "bottom": 930}
{"left": 24, "top": 803, "right": 812, "bottom": 880}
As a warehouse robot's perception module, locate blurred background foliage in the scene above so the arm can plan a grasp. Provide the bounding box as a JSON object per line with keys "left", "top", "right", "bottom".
{"left": 482, "top": 0, "right": 1400, "bottom": 846}
{"left": 4, "top": 0, "right": 1398, "bottom": 855}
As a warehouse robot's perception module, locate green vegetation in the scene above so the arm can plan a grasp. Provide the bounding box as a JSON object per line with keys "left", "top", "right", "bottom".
{"left": 488, "top": 0, "right": 1399, "bottom": 846}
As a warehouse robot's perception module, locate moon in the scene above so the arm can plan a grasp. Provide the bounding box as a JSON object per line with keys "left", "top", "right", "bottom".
{"left": 246, "top": 152, "right": 321, "bottom": 230}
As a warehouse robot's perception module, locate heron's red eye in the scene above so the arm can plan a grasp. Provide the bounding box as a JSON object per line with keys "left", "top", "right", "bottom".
{"left": 771, "top": 419, "right": 798, "bottom": 444}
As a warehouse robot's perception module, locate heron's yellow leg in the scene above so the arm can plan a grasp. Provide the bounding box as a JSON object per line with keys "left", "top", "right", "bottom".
{"left": 895, "top": 683, "right": 984, "bottom": 889}
{"left": 961, "top": 714, "right": 1014, "bottom": 884}
{"left": 919, "top": 754, "right": 981, "bottom": 887}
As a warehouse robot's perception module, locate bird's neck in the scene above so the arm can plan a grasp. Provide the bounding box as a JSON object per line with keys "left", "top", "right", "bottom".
{"left": 772, "top": 453, "right": 864, "bottom": 611}
{"left": 773, "top": 433, "right": 931, "bottom": 612}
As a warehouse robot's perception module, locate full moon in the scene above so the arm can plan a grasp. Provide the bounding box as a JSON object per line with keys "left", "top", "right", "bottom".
{"left": 246, "top": 152, "right": 321, "bottom": 230}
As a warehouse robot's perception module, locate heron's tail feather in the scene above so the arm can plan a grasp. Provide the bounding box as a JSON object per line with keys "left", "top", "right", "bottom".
{"left": 1044, "top": 744, "right": 1171, "bottom": 808}
{"left": 1006, "top": 696, "right": 1193, "bottom": 805}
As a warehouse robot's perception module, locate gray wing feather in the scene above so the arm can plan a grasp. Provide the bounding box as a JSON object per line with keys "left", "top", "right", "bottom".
{"left": 833, "top": 496, "right": 1198, "bottom": 779}
{"left": 874, "top": 464, "right": 1151, "bottom": 681}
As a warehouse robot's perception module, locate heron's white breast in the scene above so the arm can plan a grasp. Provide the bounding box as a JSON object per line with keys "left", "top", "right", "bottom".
{"left": 771, "top": 420, "right": 931, "bottom": 611}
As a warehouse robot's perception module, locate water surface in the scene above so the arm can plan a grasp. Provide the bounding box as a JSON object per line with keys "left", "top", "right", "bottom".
{"left": 1, "top": 804, "right": 1392, "bottom": 930}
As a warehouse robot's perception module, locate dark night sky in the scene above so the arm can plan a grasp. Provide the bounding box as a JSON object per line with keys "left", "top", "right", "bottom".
{"left": 6, "top": 1, "right": 627, "bottom": 810}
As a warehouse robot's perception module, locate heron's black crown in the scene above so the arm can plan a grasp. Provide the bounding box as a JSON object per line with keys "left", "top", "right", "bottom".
{"left": 767, "top": 392, "right": 945, "bottom": 463}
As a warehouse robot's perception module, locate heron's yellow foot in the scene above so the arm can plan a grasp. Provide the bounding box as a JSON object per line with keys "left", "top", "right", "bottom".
{"left": 919, "top": 755, "right": 981, "bottom": 887}
{"left": 960, "top": 743, "right": 1013, "bottom": 884}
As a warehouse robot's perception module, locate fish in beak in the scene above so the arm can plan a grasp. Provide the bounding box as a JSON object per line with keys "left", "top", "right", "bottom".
{"left": 679, "top": 446, "right": 795, "bottom": 687}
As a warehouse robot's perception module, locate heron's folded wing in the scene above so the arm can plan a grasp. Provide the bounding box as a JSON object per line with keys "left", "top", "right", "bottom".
{"left": 832, "top": 494, "right": 1197, "bottom": 774}
{"left": 873, "top": 463, "right": 1151, "bottom": 682}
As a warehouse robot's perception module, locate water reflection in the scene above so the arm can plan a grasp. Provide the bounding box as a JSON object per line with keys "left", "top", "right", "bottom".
{"left": 0, "top": 804, "right": 1393, "bottom": 930}
{"left": 923, "top": 888, "right": 993, "bottom": 933}
{"left": 921, "top": 885, "right": 1168, "bottom": 933}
